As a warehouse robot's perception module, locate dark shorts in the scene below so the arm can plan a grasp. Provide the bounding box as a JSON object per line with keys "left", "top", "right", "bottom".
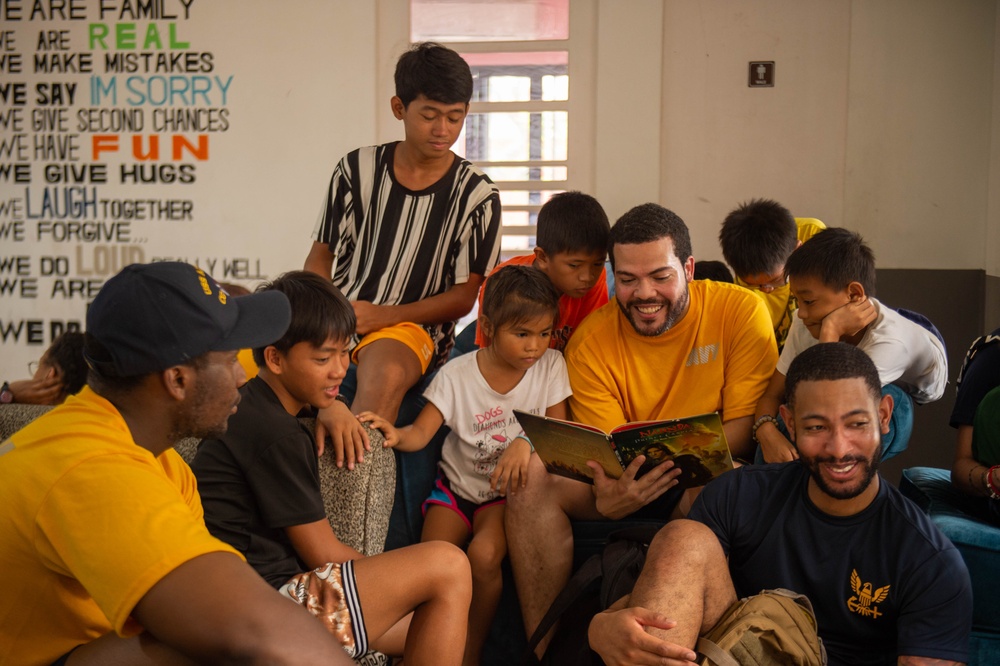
{"left": 422, "top": 471, "right": 505, "bottom": 534}
{"left": 631, "top": 482, "right": 685, "bottom": 520}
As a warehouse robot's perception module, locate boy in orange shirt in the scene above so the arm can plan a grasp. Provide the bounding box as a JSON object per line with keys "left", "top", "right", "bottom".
{"left": 471, "top": 191, "right": 611, "bottom": 352}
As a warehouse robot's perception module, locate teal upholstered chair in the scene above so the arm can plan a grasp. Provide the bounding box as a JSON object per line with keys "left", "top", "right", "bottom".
{"left": 900, "top": 467, "right": 1000, "bottom": 665}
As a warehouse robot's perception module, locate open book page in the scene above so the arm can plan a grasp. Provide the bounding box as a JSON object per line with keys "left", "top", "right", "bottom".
{"left": 515, "top": 410, "right": 734, "bottom": 488}
{"left": 611, "top": 413, "right": 734, "bottom": 488}
{"left": 513, "top": 411, "right": 624, "bottom": 483}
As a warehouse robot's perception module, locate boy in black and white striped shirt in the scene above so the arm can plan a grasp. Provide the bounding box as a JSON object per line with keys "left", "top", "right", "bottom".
{"left": 304, "top": 43, "right": 502, "bottom": 479}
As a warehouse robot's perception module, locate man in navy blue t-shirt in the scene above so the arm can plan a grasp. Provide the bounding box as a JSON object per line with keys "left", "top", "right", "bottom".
{"left": 588, "top": 342, "right": 972, "bottom": 666}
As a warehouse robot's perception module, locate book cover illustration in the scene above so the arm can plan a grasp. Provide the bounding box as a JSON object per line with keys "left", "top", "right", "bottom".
{"left": 514, "top": 410, "right": 733, "bottom": 488}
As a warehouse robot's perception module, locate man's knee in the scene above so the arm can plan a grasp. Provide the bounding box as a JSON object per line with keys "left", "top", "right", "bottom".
{"left": 356, "top": 340, "right": 423, "bottom": 392}
{"left": 353, "top": 341, "right": 424, "bottom": 422}
{"left": 645, "top": 519, "right": 724, "bottom": 571}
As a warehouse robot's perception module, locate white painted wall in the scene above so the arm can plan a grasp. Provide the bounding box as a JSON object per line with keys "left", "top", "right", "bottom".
{"left": 593, "top": 0, "right": 663, "bottom": 222}
{"left": 175, "top": 0, "right": 378, "bottom": 269}
{"left": 845, "top": 0, "right": 995, "bottom": 269}
{"left": 657, "top": 0, "right": 852, "bottom": 263}
{"left": 641, "top": 0, "right": 998, "bottom": 270}
{"left": 0, "top": 0, "right": 378, "bottom": 377}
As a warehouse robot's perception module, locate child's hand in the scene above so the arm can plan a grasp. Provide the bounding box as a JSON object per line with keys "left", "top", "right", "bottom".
{"left": 315, "top": 400, "right": 370, "bottom": 469}
{"left": 819, "top": 297, "right": 876, "bottom": 342}
{"left": 351, "top": 301, "right": 391, "bottom": 336}
{"left": 490, "top": 437, "right": 531, "bottom": 496}
{"left": 356, "top": 411, "right": 400, "bottom": 448}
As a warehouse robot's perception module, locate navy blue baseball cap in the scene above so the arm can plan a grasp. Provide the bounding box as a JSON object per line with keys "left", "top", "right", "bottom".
{"left": 86, "top": 262, "right": 291, "bottom": 376}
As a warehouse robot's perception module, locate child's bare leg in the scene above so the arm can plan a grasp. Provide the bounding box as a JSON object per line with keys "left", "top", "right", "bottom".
{"left": 368, "top": 614, "right": 411, "bottom": 657}
{"left": 354, "top": 339, "right": 423, "bottom": 423}
{"left": 352, "top": 542, "right": 471, "bottom": 666}
{"left": 421, "top": 504, "right": 472, "bottom": 545}
{"left": 463, "top": 504, "right": 506, "bottom": 666}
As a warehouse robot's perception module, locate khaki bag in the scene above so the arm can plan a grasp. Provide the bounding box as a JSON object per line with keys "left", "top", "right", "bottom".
{"left": 696, "top": 588, "right": 828, "bottom": 666}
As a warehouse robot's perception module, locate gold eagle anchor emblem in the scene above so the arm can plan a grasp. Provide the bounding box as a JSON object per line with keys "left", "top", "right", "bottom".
{"left": 847, "top": 569, "right": 890, "bottom": 618}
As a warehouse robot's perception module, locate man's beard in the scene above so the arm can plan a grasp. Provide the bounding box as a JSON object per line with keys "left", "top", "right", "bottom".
{"left": 617, "top": 286, "right": 690, "bottom": 337}
{"left": 169, "top": 377, "right": 234, "bottom": 442}
{"left": 800, "top": 442, "right": 882, "bottom": 500}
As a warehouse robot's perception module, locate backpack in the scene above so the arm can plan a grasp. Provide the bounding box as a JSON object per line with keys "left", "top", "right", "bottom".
{"left": 522, "top": 524, "right": 661, "bottom": 665}
{"left": 696, "top": 588, "right": 828, "bottom": 666}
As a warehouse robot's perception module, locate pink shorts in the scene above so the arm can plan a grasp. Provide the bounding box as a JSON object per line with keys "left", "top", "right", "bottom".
{"left": 423, "top": 471, "right": 506, "bottom": 535}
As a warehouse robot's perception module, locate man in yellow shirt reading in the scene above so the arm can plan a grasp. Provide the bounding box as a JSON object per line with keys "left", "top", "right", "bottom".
{"left": 506, "top": 204, "right": 777, "bottom": 659}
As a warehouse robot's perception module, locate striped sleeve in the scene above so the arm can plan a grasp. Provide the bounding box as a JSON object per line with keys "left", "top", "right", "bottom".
{"left": 309, "top": 144, "right": 501, "bottom": 366}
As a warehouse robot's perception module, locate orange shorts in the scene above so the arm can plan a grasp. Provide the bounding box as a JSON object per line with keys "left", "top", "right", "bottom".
{"left": 352, "top": 322, "right": 434, "bottom": 374}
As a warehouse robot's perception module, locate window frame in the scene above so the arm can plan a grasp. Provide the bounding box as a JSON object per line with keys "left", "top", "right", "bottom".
{"left": 376, "top": 0, "right": 596, "bottom": 255}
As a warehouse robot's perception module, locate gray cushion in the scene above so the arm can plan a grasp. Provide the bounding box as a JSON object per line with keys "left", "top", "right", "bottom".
{"left": 0, "top": 404, "right": 52, "bottom": 441}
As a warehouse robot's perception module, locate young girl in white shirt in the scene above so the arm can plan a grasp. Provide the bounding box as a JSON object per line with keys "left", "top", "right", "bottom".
{"left": 361, "top": 265, "right": 571, "bottom": 666}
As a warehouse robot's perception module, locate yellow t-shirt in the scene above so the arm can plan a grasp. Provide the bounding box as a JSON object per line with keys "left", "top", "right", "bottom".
{"left": 566, "top": 280, "right": 777, "bottom": 436}
{"left": 735, "top": 217, "right": 826, "bottom": 350}
{"left": 238, "top": 347, "right": 259, "bottom": 381}
{"left": 0, "top": 387, "right": 239, "bottom": 665}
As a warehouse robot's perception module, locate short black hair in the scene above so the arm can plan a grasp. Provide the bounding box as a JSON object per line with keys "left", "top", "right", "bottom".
{"left": 718, "top": 199, "right": 798, "bottom": 278}
{"left": 785, "top": 227, "right": 876, "bottom": 297}
{"left": 46, "top": 331, "right": 87, "bottom": 397}
{"left": 252, "top": 271, "right": 355, "bottom": 367}
{"left": 395, "top": 42, "right": 473, "bottom": 107}
{"left": 694, "top": 260, "right": 734, "bottom": 283}
{"left": 481, "top": 265, "right": 560, "bottom": 334}
{"left": 609, "top": 203, "right": 692, "bottom": 271}
{"left": 785, "top": 342, "right": 882, "bottom": 409}
{"left": 536, "top": 191, "right": 610, "bottom": 257}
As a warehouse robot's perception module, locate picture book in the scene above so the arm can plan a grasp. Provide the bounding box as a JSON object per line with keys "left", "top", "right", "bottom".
{"left": 514, "top": 410, "right": 734, "bottom": 488}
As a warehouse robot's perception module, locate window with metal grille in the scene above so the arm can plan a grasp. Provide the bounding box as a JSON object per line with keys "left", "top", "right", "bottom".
{"left": 409, "top": 0, "right": 593, "bottom": 258}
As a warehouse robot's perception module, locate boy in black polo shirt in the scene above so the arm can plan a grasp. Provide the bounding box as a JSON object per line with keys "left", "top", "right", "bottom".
{"left": 193, "top": 271, "right": 471, "bottom": 664}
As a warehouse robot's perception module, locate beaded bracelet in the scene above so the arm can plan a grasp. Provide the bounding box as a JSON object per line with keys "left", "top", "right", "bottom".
{"left": 986, "top": 465, "right": 1000, "bottom": 500}
{"left": 752, "top": 414, "right": 779, "bottom": 444}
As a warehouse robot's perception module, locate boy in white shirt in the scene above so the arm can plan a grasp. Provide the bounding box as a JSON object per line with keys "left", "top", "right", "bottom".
{"left": 753, "top": 228, "right": 946, "bottom": 463}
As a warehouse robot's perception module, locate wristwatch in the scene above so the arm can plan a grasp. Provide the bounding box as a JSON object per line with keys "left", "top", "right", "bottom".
{"left": 0, "top": 381, "right": 13, "bottom": 404}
